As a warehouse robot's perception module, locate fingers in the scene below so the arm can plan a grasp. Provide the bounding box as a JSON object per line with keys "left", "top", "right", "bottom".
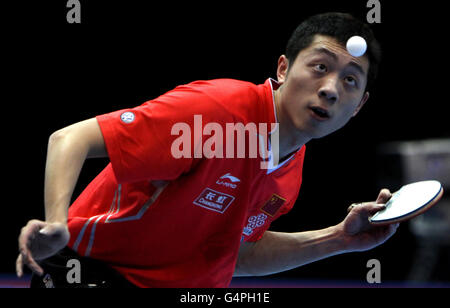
{"left": 22, "top": 249, "right": 44, "bottom": 276}
{"left": 16, "top": 251, "right": 44, "bottom": 277}
{"left": 16, "top": 254, "right": 23, "bottom": 277}
{"left": 17, "top": 220, "right": 47, "bottom": 277}
{"left": 19, "top": 220, "right": 46, "bottom": 247}
{"left": 376, "top": 188, "right": 392, "bottom": 204}
{"left": 347, "top": 188, "right": 392, "bottom": 215}
{"left": 16, "top": 253, "right": 44, "bottom": 278}
{"left": 348, "top": 202, "right": 385, "bottom": 216}
{"left": 347, "top": 203, "right": 358, "bottom": 213}
{"left": 366, "top": 203, "right": 386, "bottom": 216}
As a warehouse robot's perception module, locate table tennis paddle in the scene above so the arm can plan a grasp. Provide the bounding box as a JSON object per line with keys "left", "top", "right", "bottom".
{"left": 369, "top": 180, "right": 444, "bottom": 226}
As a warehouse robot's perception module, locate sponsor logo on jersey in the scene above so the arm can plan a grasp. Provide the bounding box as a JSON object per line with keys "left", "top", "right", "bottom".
{"left": 220, "top": 173, "right": 240, "bottom": 182}
{"left": 193, "top": 188, "right": 235, "bottom": 214}
{"left": 242, "top": 213, "right": 268, "bottom": 236}
{"left": 216, "top": 173, "right": 240, "bottom": 189}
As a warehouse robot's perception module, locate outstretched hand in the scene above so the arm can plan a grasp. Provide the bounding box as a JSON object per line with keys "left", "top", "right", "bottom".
{"left": 16, "top": 220, "right": 70, "bottom": 277}
{"left": 336, "top": 189, "right": 399, "bottom": 252}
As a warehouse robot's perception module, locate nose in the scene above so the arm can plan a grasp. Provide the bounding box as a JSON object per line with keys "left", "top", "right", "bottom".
{"left": 318, "top": 77, "right": 339, "bottom": 104}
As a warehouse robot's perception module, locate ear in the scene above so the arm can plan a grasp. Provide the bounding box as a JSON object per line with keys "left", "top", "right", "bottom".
{"left": 277, "top": 55, "right": 289, "bottom": 85}
{"left": 352, "top": 92, "right": 370, "bottom": 117}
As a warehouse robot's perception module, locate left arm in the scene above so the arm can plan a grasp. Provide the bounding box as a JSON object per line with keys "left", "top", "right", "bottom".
{"left": 234, "top": 227, "right": 346, "bottom": 277}
{"left": 234, "top": 189, "right": 399, "bottom": 277}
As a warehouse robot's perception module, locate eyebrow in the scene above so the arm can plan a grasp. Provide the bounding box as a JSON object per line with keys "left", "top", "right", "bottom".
{"left": 312, "top": 47, "right": 366, "bottom": 77}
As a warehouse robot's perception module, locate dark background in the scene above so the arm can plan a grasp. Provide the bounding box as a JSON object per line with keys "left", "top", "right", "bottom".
{"left": 3, "top": 0, "right": 449, "bottom": 284}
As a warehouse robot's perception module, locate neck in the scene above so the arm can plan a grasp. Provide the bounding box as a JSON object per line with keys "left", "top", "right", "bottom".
{"left": 273, "top": 86, "right": 311, "bottom": 160}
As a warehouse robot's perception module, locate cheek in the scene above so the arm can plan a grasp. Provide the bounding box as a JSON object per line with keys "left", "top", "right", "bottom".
{"left": 288, "top": 68, "right": 314, "bottom": 89}
{"left": 282, "top": 85, "right": 308, "bottom": 118}
{"left": 332, "top": 104, "right": 359, "bottom": 128}
{"left": 283, "top": 71, "right": 314, "bottom": 104}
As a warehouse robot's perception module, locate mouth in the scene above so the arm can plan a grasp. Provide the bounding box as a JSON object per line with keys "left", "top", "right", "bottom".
{"left": 309, "top": 106, "right": 331, "bottom": 121}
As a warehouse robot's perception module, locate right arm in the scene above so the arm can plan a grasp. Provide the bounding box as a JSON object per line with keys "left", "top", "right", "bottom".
{"left": 44, "top": 118, "right": 107, "bottom": 224}
{"left": 16, "top": 118, "right": 107, "bottom": 277}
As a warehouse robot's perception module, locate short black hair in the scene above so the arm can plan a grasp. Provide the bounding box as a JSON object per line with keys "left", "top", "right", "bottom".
{"left": 286, "top": 12, "right": 381, "bottom": 92}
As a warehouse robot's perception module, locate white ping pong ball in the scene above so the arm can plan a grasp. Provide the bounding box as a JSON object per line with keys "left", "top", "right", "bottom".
{"left": 346, "top": 36, "right": 367, "bottom": 57}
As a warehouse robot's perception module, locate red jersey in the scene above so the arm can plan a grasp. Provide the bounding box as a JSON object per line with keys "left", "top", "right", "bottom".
{"left": 67, "top": 78, "right": 306, "bottom": 287}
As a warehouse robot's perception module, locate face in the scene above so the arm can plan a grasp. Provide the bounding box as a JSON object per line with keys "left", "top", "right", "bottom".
{"left": 277, "top": 35, "right": 370, "bottom": 139}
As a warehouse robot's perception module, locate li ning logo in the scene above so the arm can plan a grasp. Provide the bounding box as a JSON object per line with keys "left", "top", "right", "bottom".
{"left": 216, "top": 173, "right": 241, "bottom": 189}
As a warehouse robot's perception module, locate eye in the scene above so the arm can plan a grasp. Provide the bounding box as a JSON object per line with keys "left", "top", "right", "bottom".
{"left": 345, "top": 76, "right": 357, "bottom": 87}
{"left": 314, "top": 64, "right": 327, "bottom": 73}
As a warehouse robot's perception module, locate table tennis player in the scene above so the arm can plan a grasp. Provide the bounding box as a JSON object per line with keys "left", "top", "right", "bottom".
{"left": 16, "top": 12, "right": 399, "bottom": 288}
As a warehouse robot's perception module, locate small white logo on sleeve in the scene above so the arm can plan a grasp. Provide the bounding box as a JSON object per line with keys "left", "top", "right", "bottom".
{"left": 120, "top": 112, "right": 135, "bottom": 124}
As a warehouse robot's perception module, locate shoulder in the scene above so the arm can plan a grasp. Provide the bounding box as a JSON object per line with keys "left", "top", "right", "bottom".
{"left": 200, "top": 79, "right": 266, "bottom": 114}
{"left": 176, "top": 79, "right": 261, "bottom": 99}
{"left": 143, "top": 79, "right": 270, "bottom": 126}
{"left": 152, "top": 79, "right": 261, "bottom": 108}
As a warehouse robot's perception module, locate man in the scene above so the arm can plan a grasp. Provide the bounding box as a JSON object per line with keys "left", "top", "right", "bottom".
{"left": 16, "top": 12, "right": 398, "bottom": 287}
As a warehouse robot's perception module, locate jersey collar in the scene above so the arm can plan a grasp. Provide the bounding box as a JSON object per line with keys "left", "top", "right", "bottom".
{"left": 261, "top": 78, "right": 303, "bottom": 175}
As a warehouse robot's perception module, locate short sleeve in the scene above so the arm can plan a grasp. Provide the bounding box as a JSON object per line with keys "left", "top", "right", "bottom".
{"left": 96, "top": 81, "right": 233, "bottom": 184}
{"left": 242, "top": 198, "right": 297, "bottom": 243}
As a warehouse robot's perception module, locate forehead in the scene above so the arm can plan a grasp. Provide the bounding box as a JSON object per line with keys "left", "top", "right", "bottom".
{"left": 299, "top": 35, "right": 370, "bottom": 74}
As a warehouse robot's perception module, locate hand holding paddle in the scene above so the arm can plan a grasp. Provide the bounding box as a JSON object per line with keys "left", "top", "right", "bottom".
{"left": 336, "top": 181, "right": 443, "bottom": 252}
{"left": 337, "top": 189, "right": 399, "bottom": 252}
